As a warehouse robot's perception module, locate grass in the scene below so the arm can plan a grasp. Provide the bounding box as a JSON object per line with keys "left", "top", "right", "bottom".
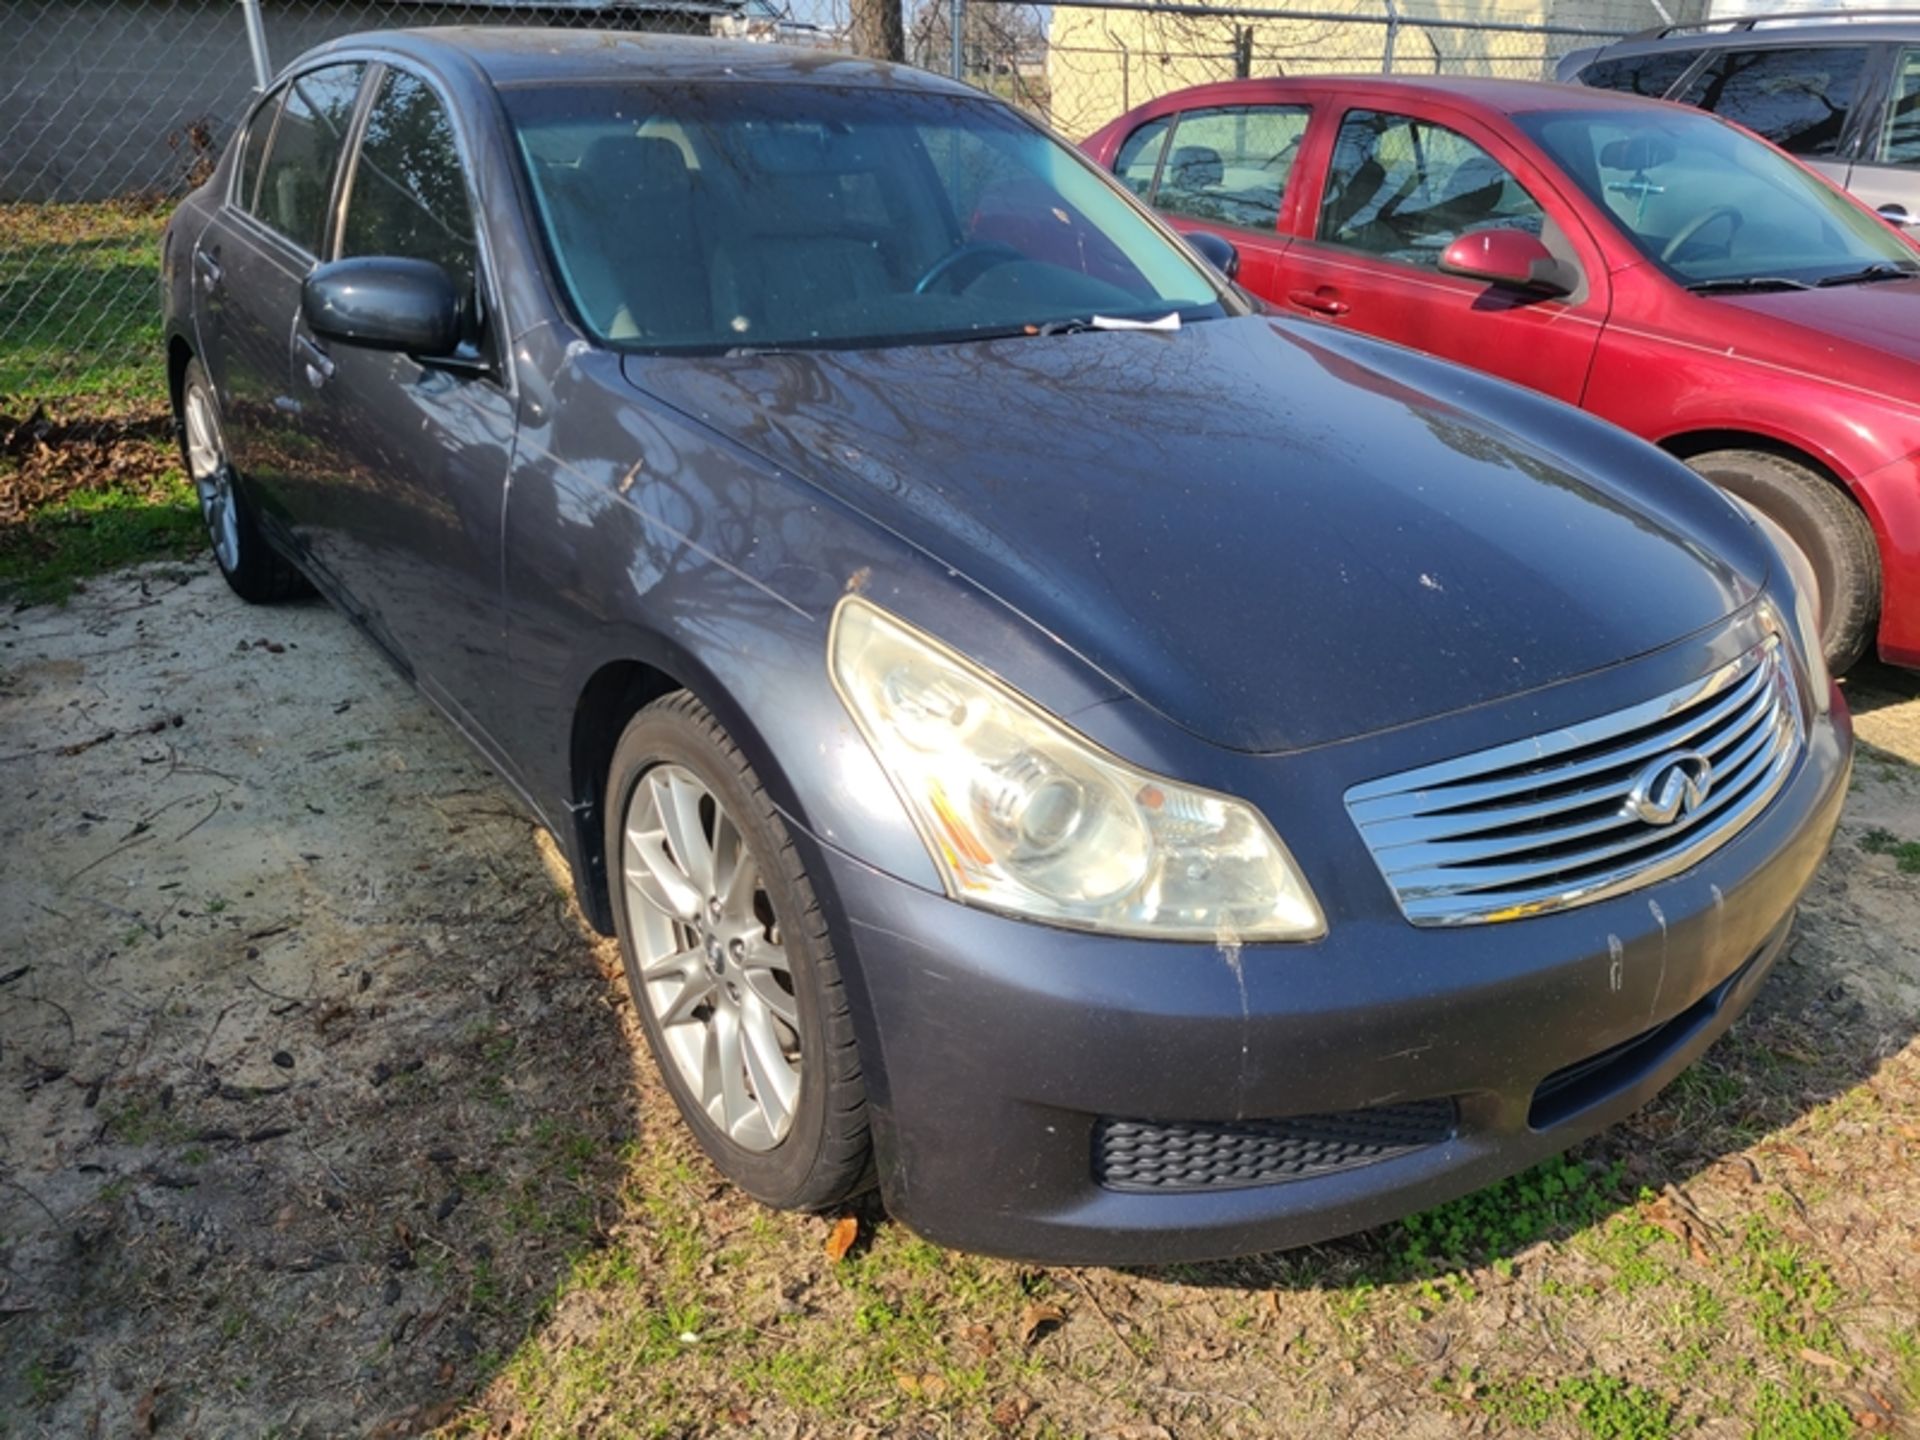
{"left": 1446, "top": 1370, "right": 1679, "bottom": 1439}
{"left": 1, "top": 201, "right": 195, "bottom": 603}
{"left": 1389, "top": 1154, "right": 1629, "bottom": 1270}
{"left": 0, "top": 200, "right": 170, "bottom": 405}
{"left": 1861, "top": 825, "right": 1920, "bottom": 873}
{"left": 0, "top": 471, "right": 201, "bottom": 604}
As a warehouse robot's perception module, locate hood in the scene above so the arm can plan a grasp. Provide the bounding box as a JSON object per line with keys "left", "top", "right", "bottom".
{"left": 624, "top": 316, "right": 1765, "bottom": 753}
{"left": 1718, "top": 276, "right": 1920, "bottom": 373}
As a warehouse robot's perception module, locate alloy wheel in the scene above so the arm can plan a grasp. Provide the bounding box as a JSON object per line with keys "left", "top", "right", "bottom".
{"left": 183, "top": 382, "right": 240, "bottom": 573}
{"left": 621, "top": 762, "right": 802, "bottom": 1151}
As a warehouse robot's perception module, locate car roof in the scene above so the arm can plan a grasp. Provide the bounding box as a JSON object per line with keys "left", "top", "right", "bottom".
{"left": 301, "top": 25, "right": 975, "bottom": 94}
{"left": 1139, "top": 73, "right": 1683, "bottom": 116}
{"left": 1598, "top": 16, "right": 1920, "bottom": 56}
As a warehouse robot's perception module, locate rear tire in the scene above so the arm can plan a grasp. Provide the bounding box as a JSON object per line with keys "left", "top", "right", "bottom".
{"left": 176, "top": 358, "right": 309, "bottom": 604}
{"left": 1684, "top": 448, "right": 1879, "bottom": 673}
{"left": 604, "top": 691, "right": 872, "bottom": 1211}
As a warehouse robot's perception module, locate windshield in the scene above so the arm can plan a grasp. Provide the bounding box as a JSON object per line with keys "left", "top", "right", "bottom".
{"left": 503, "top": 82, "right": 1231, "bottom": 352}
{"left": 1515, "top": 106, "right": 1918, "bottom": 287}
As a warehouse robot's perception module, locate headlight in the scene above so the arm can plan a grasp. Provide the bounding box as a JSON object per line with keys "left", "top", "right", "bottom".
{"left": 1739, "top": 502, "right": 1831, "bottom": 714}
{"left": 828, "top": 597, "right": 1325, "bottom": 941}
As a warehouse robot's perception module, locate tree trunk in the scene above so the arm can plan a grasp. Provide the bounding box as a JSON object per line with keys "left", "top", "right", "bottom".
{"left": 850, "top": 0, "right": 906, "bottom": 63}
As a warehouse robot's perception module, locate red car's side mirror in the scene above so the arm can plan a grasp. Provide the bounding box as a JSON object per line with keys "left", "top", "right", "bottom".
{"left": 1439, "top": 227, "right": 1578, "bottom": 298}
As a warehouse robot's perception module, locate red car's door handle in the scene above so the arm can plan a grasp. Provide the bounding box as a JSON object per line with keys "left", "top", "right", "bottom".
{"left": 1287, "top": 287, "right": 1350, "bottom": 316}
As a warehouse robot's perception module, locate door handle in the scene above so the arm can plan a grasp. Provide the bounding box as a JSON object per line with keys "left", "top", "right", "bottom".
{"left": 295, "top": 334, "right": 335, "bottom": 387}
{"left": 1878, "top": 202, "right": 1912, "bottom": 226}
{"left": 1287, "top": 287, "right": 1350, "bottom": 317}
{"left": 194, "top": 249, "right": 222, "bottom": 288}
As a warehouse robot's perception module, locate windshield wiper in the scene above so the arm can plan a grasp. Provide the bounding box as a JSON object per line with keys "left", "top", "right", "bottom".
{"left": 1815, "top": 262, "right": 1920, "bottom": 287}
{"left": 1685, "top": 275, "right": 1813, "bottom": 294}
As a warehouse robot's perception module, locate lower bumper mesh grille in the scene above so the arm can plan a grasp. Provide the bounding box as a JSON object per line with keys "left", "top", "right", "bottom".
{"left": 1093, "top": 1099, "right": 1456, "bottom": 1193}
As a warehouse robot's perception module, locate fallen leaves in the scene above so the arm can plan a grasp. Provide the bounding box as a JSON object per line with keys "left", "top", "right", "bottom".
{"left": 1017, "top": 1300, "right": 1066, "bottom": 1347}
{"left": 895, "top": 1369, "right": 948, "bottom": 1400}
{"left": 1639, "top": 1185, "right": 1717, "bottom": 1266}
{"left": 991, "top": 1393, "right": 1037, "bottom": 1429}
{"left": 823, "top": 1214, "right": 859, "bottom": 1263}
{"left": 0, "top": 404, "right": 180, "bottom": 525}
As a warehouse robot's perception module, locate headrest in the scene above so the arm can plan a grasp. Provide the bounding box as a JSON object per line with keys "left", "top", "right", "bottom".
{"left": 1442, "top": 156, "right": 1505, "bottom": 200}
{"left": 1599, "top": 133, "right": 1678, "bottom": 172}
{"left": 582, "top": 135, "right": 691, "bottom": 198}
{"left": 1169, "top": 144, "right": 1224, "bottom": 191}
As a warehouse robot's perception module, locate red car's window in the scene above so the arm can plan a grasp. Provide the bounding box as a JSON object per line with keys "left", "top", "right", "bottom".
{"left": 1155, "top": 106, "right": 1309, "bottom": 233}
{"left": 1319, "top": 109, "right": 1546, "bottom": 269}
{"left": 1112, "top": 116, "right": 1172, "bottom": 199}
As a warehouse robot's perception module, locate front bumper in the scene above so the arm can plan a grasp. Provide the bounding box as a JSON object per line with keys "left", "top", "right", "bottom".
{"left": 800, "top": 690, "right": 1850, "bottom": 1266}
{"left": 1856, "top": 450, "right": 1920, "bottom": 667}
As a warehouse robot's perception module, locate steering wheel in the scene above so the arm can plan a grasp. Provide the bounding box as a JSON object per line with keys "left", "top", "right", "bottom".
{"left": 914, "top": 240, "right": 1024, "bottom": 296}
{"left": 1661, "top": 205, "right": 1744, "bottom": 263}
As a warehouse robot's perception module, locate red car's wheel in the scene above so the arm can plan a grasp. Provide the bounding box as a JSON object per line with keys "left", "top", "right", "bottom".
{"left": 1687, "top": 448, "right": 1880, "bottom": 674}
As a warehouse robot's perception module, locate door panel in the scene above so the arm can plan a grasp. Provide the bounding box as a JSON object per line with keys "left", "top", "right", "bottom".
{"left": 201, "top": 213, "right": 306, "bottom": 542}
{"left": 284, "top": 65, "right": 516, "bottom": 740}
{"left": 192, "top": 86, "right": 281, "bottom": 421}
{"left": 1274, "top": 105, "right": 1608, "bottom": 406}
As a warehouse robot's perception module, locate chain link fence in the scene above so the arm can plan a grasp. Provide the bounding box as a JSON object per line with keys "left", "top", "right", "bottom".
{"left": 0, "top": 0, "right": 818, "bottom": 405}
{"left": 947, "top": 0, "right": 1688, "bottom": 140}
{"left": 2, "top": 0, "right": 1657, "bottom": 406}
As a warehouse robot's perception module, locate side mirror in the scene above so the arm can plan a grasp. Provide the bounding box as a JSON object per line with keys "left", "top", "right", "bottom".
{"left": 302, "top": 256, "right": 460, "bottom": 356}
{"left": 1439, "top": 227, "right": 1576, "bottom": 297}
{"left": 1186, "top": 230, "right": 1241, "bottom": 282}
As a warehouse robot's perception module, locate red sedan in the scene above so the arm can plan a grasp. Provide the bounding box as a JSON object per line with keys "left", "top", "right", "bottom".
{"left": 1085, "top": 77, "right": 1920, "bottom": 672}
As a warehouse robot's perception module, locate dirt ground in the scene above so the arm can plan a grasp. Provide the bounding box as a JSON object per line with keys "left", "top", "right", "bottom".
{"left": 3, "top": 565, "right": 1919, "bottom": 1439}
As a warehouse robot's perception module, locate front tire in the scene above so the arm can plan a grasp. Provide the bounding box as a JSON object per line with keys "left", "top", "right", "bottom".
{"left": 605, "top": 692, "right": 871, "bottom": 1210}
{"left": 1684, "top": 448, "right": 1879, "bottom": 673}
{"left": 176, "top": 358, "right": 309, "bottom": 604}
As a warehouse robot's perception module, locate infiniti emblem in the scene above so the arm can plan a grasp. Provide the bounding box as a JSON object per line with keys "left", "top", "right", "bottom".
{"left": 1625, "top": 751, "right": 1714, "bottom": 826}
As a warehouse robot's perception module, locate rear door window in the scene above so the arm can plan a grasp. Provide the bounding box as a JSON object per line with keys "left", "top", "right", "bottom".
{"left": 1880, "top": 47, "right": 1920, "bottom": 164}
{"left": 1318, "top": 109, "right": 1547, "bottom": 269}
{"left": 1153, "top": 105, "right": 1311, "bottom": 232}
{"left": 1675, "top": 45, "right": 1869, "bottom": 157}
{"left": 1576, "top": 48, "right": 1707, "bottom": 98}
{"left": 234, "top": 85, "right": 284, "bottom": 213}
{"left": 253, "top": 62, "right": 366, "bottom": 253}
{"left": 1112, "top": 117, "right": 1172, "bottom": 199}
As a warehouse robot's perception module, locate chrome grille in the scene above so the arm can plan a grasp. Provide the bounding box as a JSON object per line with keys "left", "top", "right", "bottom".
{"left": 1346, "top": 636, "right": 1803, "bottom": 927}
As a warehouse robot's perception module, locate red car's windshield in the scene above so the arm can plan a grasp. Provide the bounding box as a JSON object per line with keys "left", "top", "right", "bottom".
{"left": 1517, "top": 106, "right": 1919, "bottom": 290}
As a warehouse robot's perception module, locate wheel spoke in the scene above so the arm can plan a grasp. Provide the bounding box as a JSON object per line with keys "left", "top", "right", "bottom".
{"left": 739, "top": 991, "right": 799, "bottom": 1138}
{"left": 643, "top": 949, "right": 716, "bottom": 1027}
{"left": 711, "top": 1002, "right": 753, "bottom": 1138}
{"left": 654, "top": 771, "right": 715, "bottom": 895}
{"left": 625, "top": 825, "right": 701, "bottom": 921}
{"left": 712, "top": 809, "right": 747, "bottom": 915}
{"left": 740, "top": 951, "right": 799, "bottom": 1029}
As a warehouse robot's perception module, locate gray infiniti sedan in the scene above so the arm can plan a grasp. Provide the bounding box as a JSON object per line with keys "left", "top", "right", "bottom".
{"left": 161, "top": 28, "right": 1850, "bottom": 1264}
